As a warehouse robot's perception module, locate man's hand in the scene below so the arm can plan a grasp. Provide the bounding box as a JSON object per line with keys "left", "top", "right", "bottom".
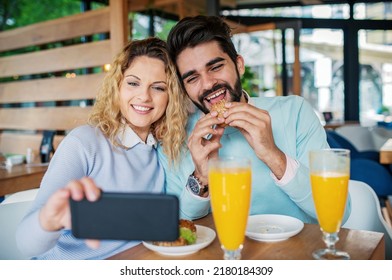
{"left": 187, "top": 111, "right": 225, "bottom": 185}
{"left": 223, "top": 102, "right": 287, "bottom": 179}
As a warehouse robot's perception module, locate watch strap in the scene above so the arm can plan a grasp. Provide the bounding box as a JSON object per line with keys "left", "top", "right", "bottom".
{"left": 187, "top": 173, "right": 208, "bottom": 196}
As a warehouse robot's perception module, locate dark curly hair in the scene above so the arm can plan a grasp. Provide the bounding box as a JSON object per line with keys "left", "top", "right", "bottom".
{"left": 167, "top": 15, "right": 238, "bottom": 66}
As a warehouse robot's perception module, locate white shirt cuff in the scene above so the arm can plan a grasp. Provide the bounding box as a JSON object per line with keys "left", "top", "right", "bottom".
{"left": 270, "top": 154, "right": 299, "bottom": 186}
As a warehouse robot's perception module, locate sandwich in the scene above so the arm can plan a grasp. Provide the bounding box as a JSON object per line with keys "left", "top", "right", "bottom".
{"left": 211, "top": 99, "right": 228, "bottom": 127}
{"left": 153, "top": 219, "right": 197, "bottom": 246}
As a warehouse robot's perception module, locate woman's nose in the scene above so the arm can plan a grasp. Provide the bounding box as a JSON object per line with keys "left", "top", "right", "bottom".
{"left": 137, "top": 87, "right": 152, "bottom": 101}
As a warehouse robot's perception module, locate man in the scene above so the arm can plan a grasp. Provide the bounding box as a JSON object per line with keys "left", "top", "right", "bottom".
{"left": 158, "top": 15, "right": 349, "bottom": 223}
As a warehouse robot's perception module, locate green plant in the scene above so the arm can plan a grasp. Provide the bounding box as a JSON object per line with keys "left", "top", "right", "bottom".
{"left": 241, "top": 66, "right": 259, "bottom": 97}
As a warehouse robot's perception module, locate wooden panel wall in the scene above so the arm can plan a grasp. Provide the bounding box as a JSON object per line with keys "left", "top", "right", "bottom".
{"left": 0, "top": 0, "right": 128, "bottom": 157}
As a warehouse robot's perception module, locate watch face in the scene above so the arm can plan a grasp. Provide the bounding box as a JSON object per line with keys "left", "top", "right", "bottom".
{"left": 188, "top": 176, "right": 200, "bottom": 195}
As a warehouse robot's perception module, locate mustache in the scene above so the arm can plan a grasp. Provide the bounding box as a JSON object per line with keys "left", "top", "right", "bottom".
{"left": 198, "top": 83, "right": 228, "bottom": 104}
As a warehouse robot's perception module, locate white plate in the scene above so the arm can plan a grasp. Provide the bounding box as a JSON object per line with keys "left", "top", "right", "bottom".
{"left": 142, "top": 225, "right": 216, "bottom": 256}
{"left": 246, "top": 214, "right": 304, "bottom": 242}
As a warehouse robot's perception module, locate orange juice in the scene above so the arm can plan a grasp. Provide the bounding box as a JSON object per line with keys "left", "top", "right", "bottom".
{"left": 209, "top": 167, "right": 251, "bottom": 250}
{"left": 311, "top": 172, "right": 349, "bottom": 233}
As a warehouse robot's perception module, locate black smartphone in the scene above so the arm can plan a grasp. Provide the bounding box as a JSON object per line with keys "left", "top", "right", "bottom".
{"left": 70, "top": 192, "right": 179, "bottom": 241}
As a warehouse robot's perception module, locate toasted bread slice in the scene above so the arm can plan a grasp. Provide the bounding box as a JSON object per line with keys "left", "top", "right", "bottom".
{"left": 211, "top": 99, "right": 228, "bottom": 127}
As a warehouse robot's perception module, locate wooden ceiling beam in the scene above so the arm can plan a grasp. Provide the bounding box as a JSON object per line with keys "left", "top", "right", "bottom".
{"left": 128, "top": 0, "right": 206, "bottom": 17}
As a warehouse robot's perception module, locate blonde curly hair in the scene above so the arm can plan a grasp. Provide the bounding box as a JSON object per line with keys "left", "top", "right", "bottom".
{"left": 88, "top": 37, "right": 189, "bottom": 165}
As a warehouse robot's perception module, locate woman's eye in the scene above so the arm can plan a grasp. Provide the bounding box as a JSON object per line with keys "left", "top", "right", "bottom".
{"left": 127, "top": 81, "right": 139, "bottom": 86}
{"left": 153, "top": 86, "right": 166, "bottom": 92}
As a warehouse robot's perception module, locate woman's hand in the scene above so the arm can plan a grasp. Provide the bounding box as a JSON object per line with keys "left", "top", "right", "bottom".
{"left": 39, "top": 177, "right": 102, "bottom": 248}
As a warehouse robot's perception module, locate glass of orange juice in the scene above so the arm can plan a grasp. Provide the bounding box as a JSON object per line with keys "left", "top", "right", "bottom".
{"left": 309, "top": 148, "right": 350, "bottom": 260}
{"left": 208, "top": 156, "right": 251, "bottom": 260}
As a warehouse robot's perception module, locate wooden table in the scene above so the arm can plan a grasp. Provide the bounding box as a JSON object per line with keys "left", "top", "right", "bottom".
{"left": 380, "top": 138, "right": 392, "bottom": 164}
{"left": 108, "top": 214, "right": 385, "bottom": 260}
{"left": 0, "top": 164, "right": 47, "bottom": 196}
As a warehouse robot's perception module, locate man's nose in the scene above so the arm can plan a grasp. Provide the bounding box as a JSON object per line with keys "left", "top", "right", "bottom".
{"left": 201, "top": 73, "right": 218, "bottom": 92}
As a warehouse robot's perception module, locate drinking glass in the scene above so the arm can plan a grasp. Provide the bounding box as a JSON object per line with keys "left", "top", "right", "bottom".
{"left": 208, "top": 156, "right": 252, "bottom": 260}
{"left": 309, "top": 148, "right": 350, "bottom": 260}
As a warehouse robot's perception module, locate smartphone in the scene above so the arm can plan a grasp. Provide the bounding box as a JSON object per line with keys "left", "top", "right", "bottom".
{"left": 70, "top": 192, "right": 179, "bottom": 241}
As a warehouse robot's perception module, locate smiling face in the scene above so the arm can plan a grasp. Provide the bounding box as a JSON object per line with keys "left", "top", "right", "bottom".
{"left": 176, "top": 41, "right": 245, "bottom": 114}
{"left": 119, "top": 55, "right": 169, "bottom": 141}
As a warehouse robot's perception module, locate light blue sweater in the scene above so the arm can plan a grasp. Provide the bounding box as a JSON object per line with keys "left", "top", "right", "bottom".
{"left": 159, "top": 95, "right": 351, "bottom": 224}
{"left": 16, "top": 125, "right": 164, "bottom": 259}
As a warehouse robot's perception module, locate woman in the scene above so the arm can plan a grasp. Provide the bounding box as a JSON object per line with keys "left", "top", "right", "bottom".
{"left": 16, "top": 37, "right": 188, "bottom": 259}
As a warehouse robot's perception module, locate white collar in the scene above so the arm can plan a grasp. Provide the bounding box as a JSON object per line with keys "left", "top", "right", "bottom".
{"left": 118, "top": 125, "right": 157, "bottom": 149}
{"left": 242, "top": 90, "right": 253, "bottom": 105}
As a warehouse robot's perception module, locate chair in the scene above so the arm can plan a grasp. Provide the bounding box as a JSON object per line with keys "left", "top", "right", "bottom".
{"left": 371, "top": 126, "right": 392, "bottom": 150}
{"left": 0, "top": 188, "right": 39, "bottom": 259}
{"left": 326, "top": 130, "right": 379, "bottom": 161}
{"left": 2, "top": 188, "right": 38, "bottom": 204}
{"left": 326, "top": 130, "right": 392, "bottom": 197}
{"left": 342, "top": 180, "right": 392, "bottom": 260}
{"left": 335, "top": 125, "right": 375, "bottom": 151}
{"left": 0, "top": 200, "right": 33, "bottom": 259}
{"left": 350, "top": 159, "right": 392, "bottom": 198}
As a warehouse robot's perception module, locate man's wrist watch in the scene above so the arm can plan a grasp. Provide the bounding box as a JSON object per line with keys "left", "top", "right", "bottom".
{"left": 187, "top": 173, "right": 208, "bottom": 196}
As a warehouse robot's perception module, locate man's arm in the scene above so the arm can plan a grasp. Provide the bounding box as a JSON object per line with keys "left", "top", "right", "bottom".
{"left": 158, "top": 147, "right": 211, "bottom": 220}
{"left": 275, "top": 97, "right": 350, "bottom": 222}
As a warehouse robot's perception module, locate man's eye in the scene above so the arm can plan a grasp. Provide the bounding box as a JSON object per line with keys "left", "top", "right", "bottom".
{"left": 186, "top": 76, "right": 198, "bottom": 84}
{"left": 211, "top": 64, "right": 223, "bottom": 71}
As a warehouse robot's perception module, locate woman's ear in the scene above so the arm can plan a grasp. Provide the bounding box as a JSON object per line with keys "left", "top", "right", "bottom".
{"left": 236, "top": 55, "right": 245, "bottom": 76}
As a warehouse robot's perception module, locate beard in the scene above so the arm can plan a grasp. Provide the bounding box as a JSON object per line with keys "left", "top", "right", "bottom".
{"left": 192, "top": 75, "right": 243, "bottom": 114}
